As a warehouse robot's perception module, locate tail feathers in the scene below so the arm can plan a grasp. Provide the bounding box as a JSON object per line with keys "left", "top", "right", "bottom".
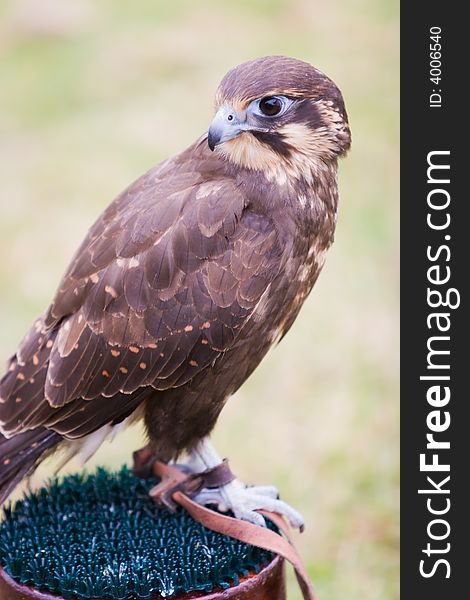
{"left": 0, "top": 428, "right": 61, "bottom": 504}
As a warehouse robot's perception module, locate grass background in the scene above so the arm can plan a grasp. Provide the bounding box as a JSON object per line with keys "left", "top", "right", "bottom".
{"left": 0, "top": 1, "right": 399, "bottom": 598}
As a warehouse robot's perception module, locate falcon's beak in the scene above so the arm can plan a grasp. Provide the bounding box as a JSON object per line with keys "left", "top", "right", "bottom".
{"left": 208, "top": 106, "right": 248, "bottom": 151}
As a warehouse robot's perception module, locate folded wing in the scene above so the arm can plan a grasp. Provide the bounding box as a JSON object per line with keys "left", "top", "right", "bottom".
{"left": 0, "top": 158, "right": 282, "bottom": 439}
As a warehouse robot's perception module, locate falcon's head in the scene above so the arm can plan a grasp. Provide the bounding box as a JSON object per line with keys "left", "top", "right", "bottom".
{"left": 208, "top": 56, "right": 351, "bottom": 181}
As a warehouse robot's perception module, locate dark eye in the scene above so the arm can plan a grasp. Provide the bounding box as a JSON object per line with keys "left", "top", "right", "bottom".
{"left": 259, "top": 96, "right": 283, "bottom": 116}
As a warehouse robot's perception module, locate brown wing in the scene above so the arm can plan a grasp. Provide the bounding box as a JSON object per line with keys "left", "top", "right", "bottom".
{"left": 0, "top": 153, "right": 282, "bottom": 439}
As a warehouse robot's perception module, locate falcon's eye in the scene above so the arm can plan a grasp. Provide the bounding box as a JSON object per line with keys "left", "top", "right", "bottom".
{"left": 247, "top": 96, "right": 293, "bottom": 121}
{"left": 259, "top": 96, "right": 283, "bottom": 116}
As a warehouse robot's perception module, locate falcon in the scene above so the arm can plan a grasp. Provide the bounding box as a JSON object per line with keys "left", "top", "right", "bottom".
{"left": 0, "top": 56, "right": 350, "bottom": 527}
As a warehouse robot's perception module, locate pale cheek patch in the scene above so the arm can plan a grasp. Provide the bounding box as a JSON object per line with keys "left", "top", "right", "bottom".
{"left": 280, "top": 123, "right": 316, "bottom": 154}
{"left": 218, "top": 121, "right": 338, "bottom": 184}
{"left": 281, "top": 122, "right": 338, "bottom": 161}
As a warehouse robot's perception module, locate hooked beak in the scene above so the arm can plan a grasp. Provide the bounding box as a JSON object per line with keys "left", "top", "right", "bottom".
{"left": 207, "top": 106, "right": 268, "bottom": 151}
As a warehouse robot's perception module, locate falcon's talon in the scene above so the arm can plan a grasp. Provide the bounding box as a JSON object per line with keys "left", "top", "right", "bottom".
{"left": 181, "top": 439, "right": 304, "bottom": 530}
{"left": 193, "top": 478, "right": 305, "bottom": 531}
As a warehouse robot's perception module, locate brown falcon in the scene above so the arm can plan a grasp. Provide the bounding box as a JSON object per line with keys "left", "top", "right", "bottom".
{"left": 0, "top": 56, "right": 350, "bottom": 526}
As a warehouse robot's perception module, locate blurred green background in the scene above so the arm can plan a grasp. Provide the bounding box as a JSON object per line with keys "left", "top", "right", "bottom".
{"left": 0, "top": 1, "right": 399, "bottom": 598}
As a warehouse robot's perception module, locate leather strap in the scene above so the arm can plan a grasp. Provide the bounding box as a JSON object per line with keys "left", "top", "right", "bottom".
{"left": 150, "top": 460, "right": 317, "bottom": 600}
{"left": 148, "top": 459, "right": 236, "bottom": 511}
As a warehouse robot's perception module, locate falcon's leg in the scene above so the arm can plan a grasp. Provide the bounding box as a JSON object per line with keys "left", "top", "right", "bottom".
{"left": 187, "top": 437, "right": 305, "bottom": 531}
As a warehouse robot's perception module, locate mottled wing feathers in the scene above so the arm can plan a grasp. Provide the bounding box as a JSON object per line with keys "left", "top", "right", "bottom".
{"left": 0, "top": 153, "right": 282, "bottom": 438}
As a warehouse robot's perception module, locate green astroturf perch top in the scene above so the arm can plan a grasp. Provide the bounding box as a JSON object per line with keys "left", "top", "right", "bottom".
{"left": 0, "top": 467, "right": 275, "bottom": 599}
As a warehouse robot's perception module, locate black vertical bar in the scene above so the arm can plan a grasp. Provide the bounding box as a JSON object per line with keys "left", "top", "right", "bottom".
{"left": 401, "top": 3, "right": 468, "bottom": 598}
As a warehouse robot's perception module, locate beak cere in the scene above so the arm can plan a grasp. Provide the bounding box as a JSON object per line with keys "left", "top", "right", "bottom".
{"left": 207, "top": 106, "right": 244, "bottom": 151}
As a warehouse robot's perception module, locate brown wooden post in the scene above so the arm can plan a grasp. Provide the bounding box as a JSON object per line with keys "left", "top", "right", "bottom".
{"left": 0, "top": 556, "right": 285, "bottom": 600}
